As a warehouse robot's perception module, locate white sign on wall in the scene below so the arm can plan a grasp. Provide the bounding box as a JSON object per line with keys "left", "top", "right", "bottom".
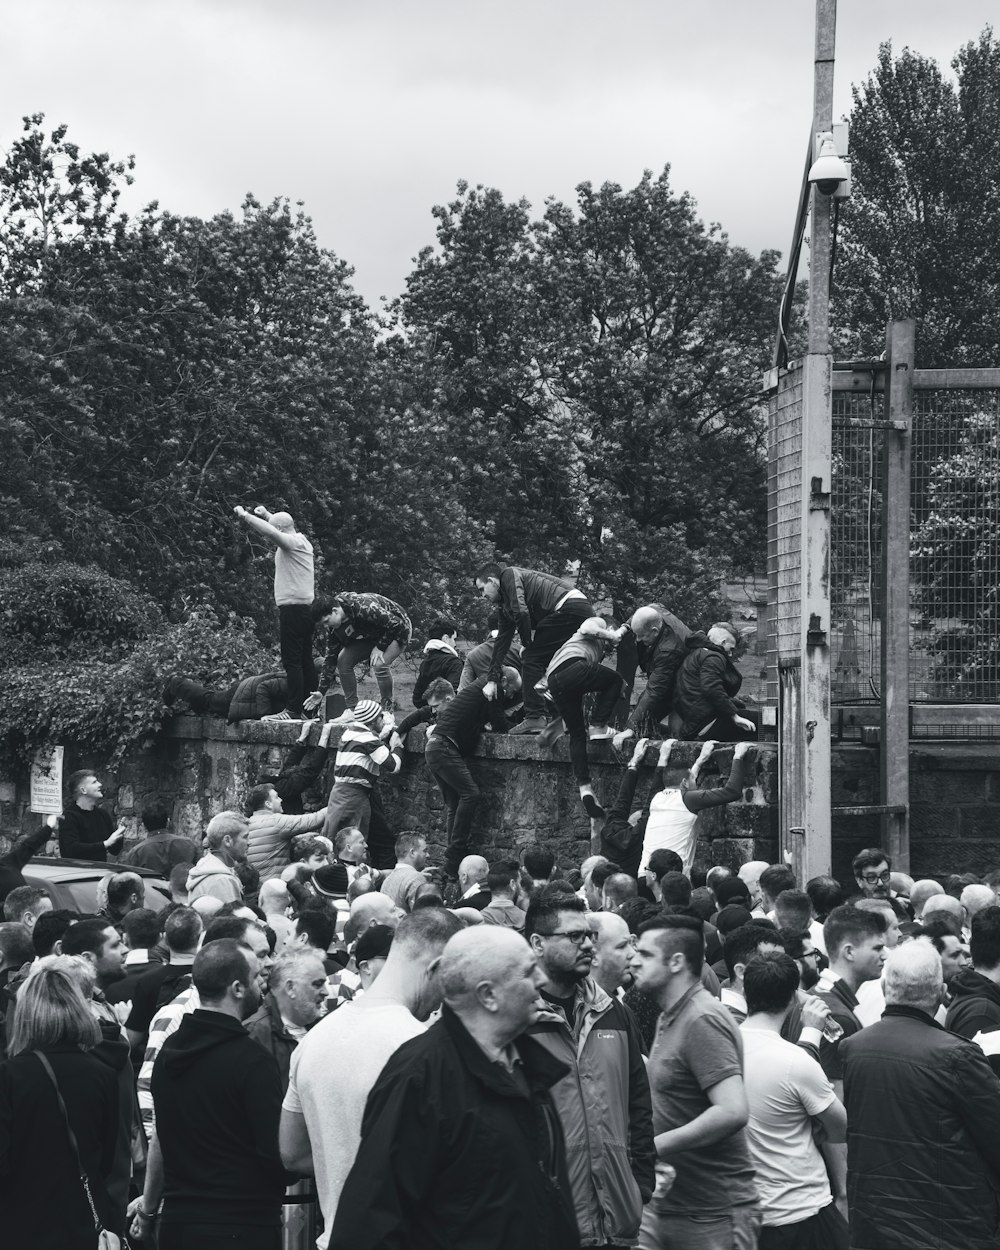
{"left": 30, "top": 746, "right": 64, "bottom": 815}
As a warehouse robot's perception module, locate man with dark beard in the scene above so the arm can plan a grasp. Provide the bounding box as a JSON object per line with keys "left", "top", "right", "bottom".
{"left": 130, "top": 939, "right": 287, "bottom": 1250}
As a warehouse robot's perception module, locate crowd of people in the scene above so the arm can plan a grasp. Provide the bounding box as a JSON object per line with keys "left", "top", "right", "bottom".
{"left": 4, "top": 787, "right": 1000, "bottom": 1250}
{"left": 4, "top": 539, "right": 999, "bottom": 1250}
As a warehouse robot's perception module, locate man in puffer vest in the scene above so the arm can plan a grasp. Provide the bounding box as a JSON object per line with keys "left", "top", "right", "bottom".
{"left": 525, "top": 891, "right": 655, "bottom": 1248}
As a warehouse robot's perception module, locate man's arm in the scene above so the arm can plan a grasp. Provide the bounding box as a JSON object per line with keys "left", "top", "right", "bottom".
{"left": 275, "top": 739, "right": 332, "bottom": 802}
{"left": 394, "top": 707, "right": 433, "bottom": 739}
{"left": 280, "top": 1107, "right": 314, "bottom": 1175}
{"left": 128, "top": 1127, "right": 165, "bottom": 1242}
{"left": 233, "top": 504, "right": 299, "bottom": 550}
{"left": 624, "top": 1006, "right": 656, "bottom": 1200}
{"left": 653, "top": 1073, "right": 748, "bottom": 1159}
{"left": 682, "top": 744, "right": 750, "bottom": 814}
{"left": 606, "top": 738, "right": 649, "bottom": 824}
{"left": 269, "top": 809, "right": 329, "bottom": 841}
{"left": 1, "top": 820, "right": 53, "bottom": 871}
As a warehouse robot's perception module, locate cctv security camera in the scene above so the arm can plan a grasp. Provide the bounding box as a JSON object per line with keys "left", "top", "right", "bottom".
{"left": 808, "top": 132, "right": 848, "bottom": 196}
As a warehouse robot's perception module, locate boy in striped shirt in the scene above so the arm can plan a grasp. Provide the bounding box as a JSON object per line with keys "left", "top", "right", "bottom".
{"left": 323, "top": 700, "right": 403, "bottom": 849}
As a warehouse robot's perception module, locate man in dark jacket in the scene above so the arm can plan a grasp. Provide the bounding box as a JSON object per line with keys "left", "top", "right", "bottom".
{"left": 130, "top": 938, "right": 288, "bottom": 1250}
{"left": 673, "top": 624, "right": 756, "bottom": 741}
{"left": 58, "top": 770, "right": 125, "bottom": 862}
{"left": 122, "top": 803, "right": 200, "bottom": 875}
{"left": 162, "top": 671, "right": 289, "bottom": 721}
{"left": 0, "top": 816, "right": 55, "bottom": 905}
{"left": 421, "top": 673, "right": 517, "bottom": 880}
{"left": 614, "top": 603, "right": 691, "bottom": 744}
{"left": 310, "top": 592, "right": 412, "bottom": 711}
{"left": 329, "top": 926, "right": 578, "bottom": 1250}
{"left": 945, "top": 903, "right": 1000, "bottom": 1072}
{"left": 842, "top": 940, "right": 1000, "bottom": 1250}
{"left": 475, "top": 562, "right": 594, "bottom": 733}
{"left": 244, "top": 948, "right": 329, "bottom": 1092}
{"left": 412, "top": 619, "right": 464, "bottom": 707}
{"left": 525, "top": 893, "right": 655, "bottom": 1247}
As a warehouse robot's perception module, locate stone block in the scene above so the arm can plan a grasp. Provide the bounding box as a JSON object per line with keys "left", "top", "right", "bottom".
{"left": 958, "top": 806, "right": 1000, "bottom": 841}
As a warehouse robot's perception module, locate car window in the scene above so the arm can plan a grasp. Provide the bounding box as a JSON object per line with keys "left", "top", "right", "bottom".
{"left": 23, "top": 870, "right": 171, "bottom": 915}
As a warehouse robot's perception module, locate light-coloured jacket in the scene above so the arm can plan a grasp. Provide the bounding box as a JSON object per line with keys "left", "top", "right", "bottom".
{"left": 247, "top": 808, "right": 327, "bottom": 881}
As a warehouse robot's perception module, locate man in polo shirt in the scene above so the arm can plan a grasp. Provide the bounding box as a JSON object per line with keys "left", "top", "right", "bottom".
{"left": 629, "top": 914, "right": 759, "bottom": 1250}
{"left": 815, "top": 904, "right": 887, "bottom": 1091}
{"left": 380, "top": 833, "right": 429, "bottom": 913}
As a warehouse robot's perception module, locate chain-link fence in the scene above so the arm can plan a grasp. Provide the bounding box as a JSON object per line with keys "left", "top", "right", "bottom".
{"left": 830, "top": 382, "right": 1000, "bottom": 707}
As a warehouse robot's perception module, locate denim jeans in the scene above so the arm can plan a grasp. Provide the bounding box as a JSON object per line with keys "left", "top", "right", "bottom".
{"left": 638, "top": 1202, "right": 761, "bottom": 1250}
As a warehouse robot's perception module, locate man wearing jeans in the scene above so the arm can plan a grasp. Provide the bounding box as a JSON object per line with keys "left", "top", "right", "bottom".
{"left": 475, "top": 562, "right": 594, "bottom": 733}
{"left": 423, "top": 671, "right": 517, "bottom": 880}
{"left": 233, "top": 504, "right": 315, "bottom": 720}
{"left": 538, "top": 616, "right": 627, "bottom": 819}
{"left": 630, "top": 915, "right": 760, "bottom": 1250}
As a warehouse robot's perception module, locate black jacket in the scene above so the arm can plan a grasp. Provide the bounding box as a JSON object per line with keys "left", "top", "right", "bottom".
{"left": 153, "top": 1008, "right": 287, "bottom": 1226}
{"left": 268, "top": 740, "right": 331, "bottom": 816}
{"left": 0, "top": 1045, "right": 120, "bottom": 1250}
{"left": 842, "top": 1005, "right": 1000, "bottom": 1250}
{"left": 488, "top": 566, "right": 586, "bottom": 682}
{"left": 945, "top": 968, "right": 1000, "bottom": 1075}
{"left": 673, "top": 633, "right": 743, "bottom": 736}
{"left": 617, "top": 605, "right": 691, "bottom": 731}
{"left": 330, "top": 1005, "right": 579, "bottom": 1250}
{"left": 431, "top": 677, "right": 510, "bottom": 756}
{"left": 227, "top": 671, "right": 288, "bottom": 722}
{"left": 244, "top": 993, "right": 300, "bottom": 1094}
{"left": 413, "top": 645, "right": 464, "bottom": 707}
{"left": 58, "top": 804, "right": 113, "bottom": 861}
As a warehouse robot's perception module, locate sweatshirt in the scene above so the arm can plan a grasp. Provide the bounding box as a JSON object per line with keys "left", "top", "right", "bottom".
{"left": 186, "top": 853, "right": 243, "bottom": 904}
{"left": 153, "top": 1008, "right": 288, "bottom": 1225}
{"left": 430, "top": 678, "right": 510, "bottom": 757}
{"left": 58, "top": 804, "right": 113, "bottom": 861}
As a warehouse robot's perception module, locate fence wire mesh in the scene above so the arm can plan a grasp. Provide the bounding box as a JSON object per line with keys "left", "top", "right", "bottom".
{"left": 828, "top": 383, "right": 1000, "bottom": 705}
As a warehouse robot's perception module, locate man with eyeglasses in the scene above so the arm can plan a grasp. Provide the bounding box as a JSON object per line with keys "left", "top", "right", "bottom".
{"left": 526, "top": 891, "right": 655, "bottom": 1249}
{"left": 851, "top": 847, "right": 912, "bottom": 920}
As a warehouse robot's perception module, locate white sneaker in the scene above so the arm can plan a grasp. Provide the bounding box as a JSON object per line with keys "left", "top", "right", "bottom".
{"left": 261, "top": 711, "right": 293, "bottom": 722}
{"left": 588, "top": 724, "right": 613, "bottom": 741}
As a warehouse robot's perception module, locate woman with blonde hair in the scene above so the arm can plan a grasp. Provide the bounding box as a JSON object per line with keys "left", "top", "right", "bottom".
{"left": 0, "top": 960, "right": 121, "bottom": 1248}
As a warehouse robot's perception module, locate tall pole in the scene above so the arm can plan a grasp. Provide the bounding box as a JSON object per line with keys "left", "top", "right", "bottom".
{"left": 799, "top": 0, "right": 836, "bottom": 879}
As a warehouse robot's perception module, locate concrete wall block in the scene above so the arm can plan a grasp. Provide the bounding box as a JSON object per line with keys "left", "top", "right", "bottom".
{"left": 958, "top": 806, "right": 1000, "bottom": 841}
{"left": 910, "top": 773, "right": 988, "bottom": 807}
{"left": 909, "top": 803, "right": 961, "bottom": 840}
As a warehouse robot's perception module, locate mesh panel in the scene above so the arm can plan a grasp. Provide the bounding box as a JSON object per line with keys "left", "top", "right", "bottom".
{"left": 911, "top": 388, "right": 1000, "bottom": 702}
{"left": 831, "top": 388, "right": 884, "bottom": 705}
{"left": 766, "top": 365, "right": 804, "bottom": 703}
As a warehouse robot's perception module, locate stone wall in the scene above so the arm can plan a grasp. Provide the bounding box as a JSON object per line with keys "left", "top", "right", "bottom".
{"left": 4, "top": 722, "right": 1000, "bottom": 880}
{"left": 0, "top": 717, "right": 778, "bottom": 872}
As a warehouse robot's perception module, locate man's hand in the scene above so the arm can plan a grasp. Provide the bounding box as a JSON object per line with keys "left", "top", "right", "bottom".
{"left": 233, "top": 505, "right": 247, "bottom": 519}
{"left": 733, "top": 741, "right": 754, "bottom": 759}
{"left": 104, "top": 826, "right": 125, "bottom": 850}
{"left": 389, "top": 732, "right": 403, "bottom": 751}
{"left": 612, "top": 728, "right": 635, "bottom": 752}
{"left": 45, "top": 812, "right": 62, "bottom": 830}
{"left": 370, "top": 648, "right": 385, "bottom": 669}
{"left": 253, "top": 505, "right": 270, "bottom": 519}
{"left": 303, "top": 691, "right": 323, "bottom": 714}
{"left": 629, "top": 738, "right": 651, "bottom": 768}
{"left": 482, "top": 680, "right": 498, "bottom": 702}
{"left": 799, "top": 994, "right": 833, "bottom": 1033}
{"left": 734, "top": 715, "right": 755, "bottom": 733}
{"left": 657, "top": 738, "right": 678, "bottom": 767}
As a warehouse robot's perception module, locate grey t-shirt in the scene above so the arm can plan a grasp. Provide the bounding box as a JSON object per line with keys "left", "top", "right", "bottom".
{"left": 647, "top": 982, "right": 757, "bottom": 1213}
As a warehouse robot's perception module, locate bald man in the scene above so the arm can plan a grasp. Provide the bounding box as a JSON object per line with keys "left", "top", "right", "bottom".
{"left": 910, "top": 878, "right": 945, "bottom": 919}
{"left": 921, "top": 893, "right": 968, "bottom": 939}
{"left": 329, "top": 927, "right": 578, "bottom": 1250}
{"left": 590, "top": 911, "right": 636, "bottom": 996}
{"left": 234, "top": 501, "right": 316, "bottom": 718}
{"left": 739, "top": 860, "right": 770, "bottom": 916}
{"left": 457, "top": 855, "right": 491, "bottom": 910}
{"left": 613, "top": 603, "right": 691, "bottom": 748}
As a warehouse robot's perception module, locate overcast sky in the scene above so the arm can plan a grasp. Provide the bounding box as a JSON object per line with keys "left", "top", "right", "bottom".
{"left": 4, "top": 1, "right": 996, "bottom": 310}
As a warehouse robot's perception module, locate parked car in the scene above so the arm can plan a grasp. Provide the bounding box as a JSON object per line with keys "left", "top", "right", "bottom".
{"left": 22, "top": 857, "right": 172, "bottom": 914}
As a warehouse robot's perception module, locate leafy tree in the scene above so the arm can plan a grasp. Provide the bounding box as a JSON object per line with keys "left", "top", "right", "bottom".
{"left": 833, "top": 29, "right": 1000, "bottom": 366}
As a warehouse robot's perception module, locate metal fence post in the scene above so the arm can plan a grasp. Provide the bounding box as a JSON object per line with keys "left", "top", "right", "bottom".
{"left": 880, "top": 320, "right": 914, "bottom": 869}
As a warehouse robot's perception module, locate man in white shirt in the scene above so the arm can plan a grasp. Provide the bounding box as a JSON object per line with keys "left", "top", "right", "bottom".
{"left": 740, "top": 950, "right": 849, "bottom": 1249}
{"left": 279, "top": 907, "right": 464, "bottom": 1247}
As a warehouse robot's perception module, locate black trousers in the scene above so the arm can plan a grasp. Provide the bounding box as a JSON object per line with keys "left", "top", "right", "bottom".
{"left": 367, "top": 783, "right": 397, "bottom": 870}
{"left": 759, "top": 1202, "right": 848, "bottom": 1250}
{"left": 548, "top": 657, "right": 624, "bottom": 783}
{"left": 426, "top": 737, "right": 481, "bottom": 876}
{"left": 521, "top": 598, "right": 594, "bottom": 717}
{"left": 158, "top": 1223, "right": 281, "bottom": 1250}
{"left": 279, "top": 603, "right": 317, "bottom": 717}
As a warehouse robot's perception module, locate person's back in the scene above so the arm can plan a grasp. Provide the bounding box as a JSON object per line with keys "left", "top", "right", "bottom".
{"left": 842, "top": 942, "right": 1000, "bottom": 1250}
{"left": 151, "top": 944, "right": 286, "bottom": 1239}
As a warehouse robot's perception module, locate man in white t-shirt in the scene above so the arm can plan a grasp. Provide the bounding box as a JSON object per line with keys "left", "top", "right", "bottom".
{"left": 279, "top": 907, "right": 464, "bottom": 1246}
{"left": 637, "top": 739, "right": 754, "bottom": 876}
{"left": 234, "top": 503, "right": 316, "bottom": 719}
{"left": 740, "top": 950, "right": 849, "bottom": 1248}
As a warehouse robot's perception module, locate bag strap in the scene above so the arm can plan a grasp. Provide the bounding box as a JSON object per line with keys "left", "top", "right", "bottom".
{"left": 33, "top": 1050, "right": 104, "bottom": 1233}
